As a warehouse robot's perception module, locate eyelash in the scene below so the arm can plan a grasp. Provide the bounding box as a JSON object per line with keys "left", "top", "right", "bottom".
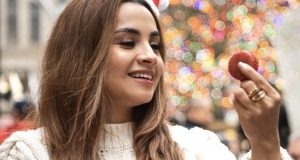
{"left": 118, "top": 40, "right": 135, "bottom": 48}
{"left": 117, "top": 40, "right": 161, "bottom": 51}
{"left": 150, "top": 43, "right": 161, "bottom": 50}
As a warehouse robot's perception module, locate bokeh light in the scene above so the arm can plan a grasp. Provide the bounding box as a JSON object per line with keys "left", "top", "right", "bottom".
{"left": 162, "top": 0, "right": 299, "bottom": 114}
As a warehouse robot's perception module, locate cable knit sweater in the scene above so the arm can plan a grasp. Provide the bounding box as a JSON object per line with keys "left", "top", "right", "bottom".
{"left": 0, "top": 122, "right": 291, "bottom": 160}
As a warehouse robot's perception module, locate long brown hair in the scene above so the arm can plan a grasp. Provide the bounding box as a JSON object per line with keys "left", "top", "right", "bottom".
{"left": 38, "top": 0, "right": 183, "bottom": 159}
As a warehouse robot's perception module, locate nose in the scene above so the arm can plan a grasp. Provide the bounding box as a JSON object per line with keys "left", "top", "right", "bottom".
{"left": 137, "top": 44, "right": 158, "bottom": 65}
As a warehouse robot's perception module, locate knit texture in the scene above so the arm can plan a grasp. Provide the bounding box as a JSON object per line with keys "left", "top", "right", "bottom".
{"left": 0, "top": 122, "right": 292, "bottom": 160}
{"left": 98, "top": 122, "right": 135, "bottom": 159}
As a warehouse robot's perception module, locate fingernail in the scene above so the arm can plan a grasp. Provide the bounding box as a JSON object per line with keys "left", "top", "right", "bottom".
{"left": 238, "top": 62, "right": 248, "bottom": 69}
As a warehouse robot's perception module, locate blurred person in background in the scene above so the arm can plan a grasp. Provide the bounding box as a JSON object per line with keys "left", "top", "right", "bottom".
{"left": 278, "top": 101, "right": 291, "bottom": 148}
{"left": 184, "top": 98, "right": 214, "bottom": 129}
{"left": 170, "top": 97, "right": 214, "bottom": 130}
{"left": 0, "top": 100, "right": 34, "bottom": 143}
{"left": 272, "top": 4, "right": 300, "bottom": 141}
{"left": 0, "top": 72, "right": 35, "bottom": 144}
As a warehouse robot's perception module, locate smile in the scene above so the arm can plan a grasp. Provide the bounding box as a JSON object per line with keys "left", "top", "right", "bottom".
{"left": 128, "top": 73, "right": 153, "bottom": 81}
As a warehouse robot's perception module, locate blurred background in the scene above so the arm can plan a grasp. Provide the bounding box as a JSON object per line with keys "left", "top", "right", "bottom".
{"left": 1, "top": 0, "right": 300, "bottom": 159}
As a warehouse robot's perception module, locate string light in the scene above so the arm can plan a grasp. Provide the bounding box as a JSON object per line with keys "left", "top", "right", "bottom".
{"left": 164, "top": 0, "right": 298, "bottom": 108}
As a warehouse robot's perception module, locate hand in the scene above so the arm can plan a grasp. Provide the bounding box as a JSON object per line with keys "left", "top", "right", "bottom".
{"left": 233, "top": 62, "right": 281, "bottom": 160}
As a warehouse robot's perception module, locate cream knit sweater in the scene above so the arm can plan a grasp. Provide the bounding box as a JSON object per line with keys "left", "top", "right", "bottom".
{"left": 0, "top": 122, "right": 291, "bottom": 160}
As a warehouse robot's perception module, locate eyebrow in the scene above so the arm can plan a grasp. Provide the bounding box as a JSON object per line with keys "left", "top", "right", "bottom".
{"left": 114, "top": 28, "right": 160, "bottom": 37}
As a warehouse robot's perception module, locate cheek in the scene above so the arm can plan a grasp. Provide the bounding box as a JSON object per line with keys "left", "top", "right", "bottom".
{"left": 109, "top": 55, "right": 120, "bottom": 67}
{"left": 108, "top": 49, "right": 129, "bottom": 71}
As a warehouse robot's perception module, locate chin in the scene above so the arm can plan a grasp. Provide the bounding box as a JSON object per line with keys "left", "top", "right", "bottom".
{"left": 133, "top": 93, "right": 154, "bottom": 105}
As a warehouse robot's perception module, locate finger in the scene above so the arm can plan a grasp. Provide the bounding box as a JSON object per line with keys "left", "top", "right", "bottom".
{"left": 240, "top": 80, "right": 261, "bottom": 96}
{"left": 234, "top": 91, "right": 277, "bottom": 123}
{"left": 238, "top": 64, "right": 281, "bottom": 104}
{"left": 234, "top": 87, "right": 271, "bottom": 115}
{"left": 233, "top": 88, "right": 256, "bottom": 111}
{"left": 238, "top": 62, "right": 277, "bottom": 94}
{"left": 233, "top": 98, "right": 251, "bottom": 120}
{"left": 239, "top": 81, "right": 275, "bottom": 109}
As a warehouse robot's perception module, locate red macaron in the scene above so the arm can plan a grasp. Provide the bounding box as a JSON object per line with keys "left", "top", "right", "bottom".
{"left": 228, "top": 51, "right": 258, "bottom": 81}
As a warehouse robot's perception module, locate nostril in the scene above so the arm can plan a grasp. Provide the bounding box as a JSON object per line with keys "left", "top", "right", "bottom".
{"left": 142, "top": 59, "right": 151, "bottom": 63}
{"left": 143, "top": 59, "right": 156, "bottom": 63}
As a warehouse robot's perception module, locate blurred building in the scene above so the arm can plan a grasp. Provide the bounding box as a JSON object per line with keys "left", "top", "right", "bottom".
{"left": 0, "top": 0, "right": 68, "bottom": 113}
{"left": 0, "top": 0, "right": 67, "bottom": 73}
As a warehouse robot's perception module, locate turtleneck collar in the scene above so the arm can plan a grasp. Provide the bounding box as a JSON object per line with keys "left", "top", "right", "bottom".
{"left": 99, "top": 122, "right": 134, "bottom": 150}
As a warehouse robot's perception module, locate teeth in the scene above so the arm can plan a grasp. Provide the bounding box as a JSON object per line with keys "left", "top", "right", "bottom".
{"left": 130, "top": 73, "right": 153, "bottom": 80}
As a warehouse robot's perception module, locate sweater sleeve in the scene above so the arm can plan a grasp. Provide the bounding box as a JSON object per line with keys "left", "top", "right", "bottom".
{"left": 169, "top": 125, "right": 236, "bottom": 160}
{"left": 240, "top": 147, "right": 292, "bottom": 160}
{"left": 169, "top": 125, "right": 292, "bottom": 160}
{"left": 0, "top": 129, "right": 49, "bottom": 160}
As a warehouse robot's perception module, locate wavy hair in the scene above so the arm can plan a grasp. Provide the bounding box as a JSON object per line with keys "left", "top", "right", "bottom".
{"left": 37, "top": 0, "right": 183, "bottom": 159}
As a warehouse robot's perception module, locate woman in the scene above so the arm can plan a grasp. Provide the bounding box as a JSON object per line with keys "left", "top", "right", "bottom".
{"left": 0, "top": 0, "right": 292, "bottom": 159}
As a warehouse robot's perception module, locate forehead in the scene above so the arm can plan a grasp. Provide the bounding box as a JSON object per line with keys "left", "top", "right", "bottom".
{"left": 116, "top": 2, "right": 158, "bottom": 31}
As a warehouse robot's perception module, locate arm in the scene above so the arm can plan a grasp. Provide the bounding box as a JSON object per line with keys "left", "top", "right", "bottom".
{"left": 0, "top": 129, "right": 48, "bottom": 160}
{"left": 233, "top": 62, "right": 290, "bottom": 160}
{"left": 0, "top": 140, "right": 35, "bottom": 160}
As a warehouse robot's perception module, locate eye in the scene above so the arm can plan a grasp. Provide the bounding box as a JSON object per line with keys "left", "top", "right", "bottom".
{"left": 117, "top": 40, "right": 135, "bottom": 49}
{"left": 150, "top": 42, "right": 161, "bottom": 51}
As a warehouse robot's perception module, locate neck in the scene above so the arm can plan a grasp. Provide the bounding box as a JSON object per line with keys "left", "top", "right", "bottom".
{"left": 109, "top": 105, "right": 133, "bottom": 123}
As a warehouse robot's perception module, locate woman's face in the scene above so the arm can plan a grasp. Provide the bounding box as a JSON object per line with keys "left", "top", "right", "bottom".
{"left": 107, "top": 2, "right": 164, "bottom": 109}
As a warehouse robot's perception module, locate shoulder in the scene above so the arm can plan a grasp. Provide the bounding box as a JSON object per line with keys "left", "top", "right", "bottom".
{"left": 0, "top": 128, "right": 49, "bottom": 160}
{"left": 169, "top": 125, "right": 236, "bottom": 160}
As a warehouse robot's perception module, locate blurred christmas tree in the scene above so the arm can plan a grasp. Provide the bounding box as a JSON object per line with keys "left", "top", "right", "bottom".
{"left": 161, "top": 0, "right": 299, "bottom": 111}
